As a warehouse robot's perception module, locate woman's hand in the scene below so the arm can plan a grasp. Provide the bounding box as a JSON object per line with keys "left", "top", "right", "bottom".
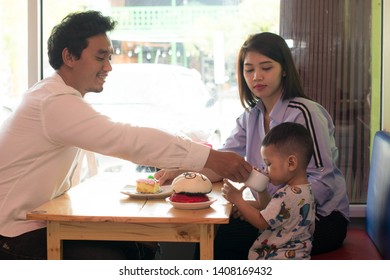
{"left": 154, "top": 169, "right": 184, "bottom": 185}
{"left": 231, "top": 205, "right": 245, "bottom": 220}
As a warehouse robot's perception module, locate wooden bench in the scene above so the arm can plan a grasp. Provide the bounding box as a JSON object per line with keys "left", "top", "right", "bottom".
{"left": 312, "top": 130, "right": 390, "bottom": 260}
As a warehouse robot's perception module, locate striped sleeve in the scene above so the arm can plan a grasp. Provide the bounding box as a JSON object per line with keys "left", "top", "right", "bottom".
{"left": 288, "top": 100, "right": 324, "bottom": 168}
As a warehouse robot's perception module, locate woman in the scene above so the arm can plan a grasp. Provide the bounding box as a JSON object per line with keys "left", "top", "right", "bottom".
{"left": 156, "top": 32, "right": 349, "bottom": 258}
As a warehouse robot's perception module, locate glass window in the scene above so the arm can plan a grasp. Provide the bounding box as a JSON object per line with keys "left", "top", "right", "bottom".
{"left": 40, "top": 0, "right": 281, "bottom": 184}
{"left": 280, "top": 0, "right": 375, "bottom": 204}
{"left": 0, "top": 1, "right": 28, "bottom": 124}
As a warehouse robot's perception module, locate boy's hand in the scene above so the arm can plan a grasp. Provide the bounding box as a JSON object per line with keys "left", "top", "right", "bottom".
{"left": 221, "top": 179, "right": 246, "bottom": 204}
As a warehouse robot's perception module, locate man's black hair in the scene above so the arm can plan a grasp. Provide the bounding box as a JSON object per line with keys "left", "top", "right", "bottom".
{"left": 47, "top": 10, "right": 117, "bottom": 69}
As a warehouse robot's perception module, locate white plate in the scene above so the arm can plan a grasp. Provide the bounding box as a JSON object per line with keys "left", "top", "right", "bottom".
{"left": 165, "top": 196, "right": 217, "bottom": 210}
{"left": 121, "top": 184, "right": 172, "bottom": 199}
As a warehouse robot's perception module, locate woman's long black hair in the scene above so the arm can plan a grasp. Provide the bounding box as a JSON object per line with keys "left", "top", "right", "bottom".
{"left": 237, "top": 32, "right": 308, "bottom": 108}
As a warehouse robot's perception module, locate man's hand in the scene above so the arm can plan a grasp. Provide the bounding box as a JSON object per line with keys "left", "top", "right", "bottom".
{"left": 204, "top": 149, "right": 252, "bottom": 182}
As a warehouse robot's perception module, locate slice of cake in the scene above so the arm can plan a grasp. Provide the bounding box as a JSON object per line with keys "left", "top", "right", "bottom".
{"left": 136, "top": 176, "right": 161, "bottom": 194}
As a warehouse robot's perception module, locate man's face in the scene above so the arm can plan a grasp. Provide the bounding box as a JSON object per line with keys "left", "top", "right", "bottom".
{"left": 71, "top": 34, "right": 114, "bottom": 96}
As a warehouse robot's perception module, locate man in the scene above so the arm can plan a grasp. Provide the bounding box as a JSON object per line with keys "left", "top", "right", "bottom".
{"left": 0, "top": 10, "right": 251, "bottom": 260}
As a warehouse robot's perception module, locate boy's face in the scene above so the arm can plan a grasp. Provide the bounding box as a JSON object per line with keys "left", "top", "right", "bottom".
{"left": 261, "top": 144, "right": 291, "bottom": 186}
{"left": 68, "top": 33, "right": 114, "bottom": 96}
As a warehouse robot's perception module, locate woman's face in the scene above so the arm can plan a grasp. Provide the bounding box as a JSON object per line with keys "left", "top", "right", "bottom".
{"left": 243, "top": 51, "right": 284, "bottom": 102}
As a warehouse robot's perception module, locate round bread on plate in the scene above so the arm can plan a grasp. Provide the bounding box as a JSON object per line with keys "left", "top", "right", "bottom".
{"left": 169, "top": 172, "right": 212, "bottom": 203}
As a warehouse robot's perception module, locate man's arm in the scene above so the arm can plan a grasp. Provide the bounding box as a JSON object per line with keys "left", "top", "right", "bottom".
{"left": 204, "top": 149, "right": 252, "bottom": 182}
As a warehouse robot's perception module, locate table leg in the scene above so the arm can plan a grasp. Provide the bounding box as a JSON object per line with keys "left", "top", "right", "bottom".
{"left": 199, "top": 224, "right": 214, "bottom": 260}
{"left": 46, "top": 221, "right": 62, "bottom": 260}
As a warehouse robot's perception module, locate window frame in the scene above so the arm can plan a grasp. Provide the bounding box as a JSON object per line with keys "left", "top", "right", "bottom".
{"left": 28, "top": 0, "right": 41, "bottom": 88}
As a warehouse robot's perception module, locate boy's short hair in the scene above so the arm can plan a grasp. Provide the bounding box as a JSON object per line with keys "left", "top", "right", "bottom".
{"left": 262, "top": 122, "right": 314, "bottom": 167}
{"left": 47, "top": 10, "right": 117, "bottom": 70}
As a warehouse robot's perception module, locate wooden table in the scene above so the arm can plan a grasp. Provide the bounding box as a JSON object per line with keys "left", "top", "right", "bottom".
{"left": 26, "top": 173, "right": 232, "bottom": 260}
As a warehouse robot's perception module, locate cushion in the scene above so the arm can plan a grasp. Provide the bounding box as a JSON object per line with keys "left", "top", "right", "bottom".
{"left": 366, "top": 131, "right": 390, "bottom": 259}
{"left": 311, "top": 228, "right": 382, "bottom": 260}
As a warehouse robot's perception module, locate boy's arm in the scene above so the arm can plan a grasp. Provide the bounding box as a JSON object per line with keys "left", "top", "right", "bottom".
{"left": 255, "top": 189, "right": 271, "bottom": 211}
{"left": 222, "top": 179, "right": 270, "bottom": 230}
{"left": 233, "top": 196, "right": 270, "bottom": 230}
